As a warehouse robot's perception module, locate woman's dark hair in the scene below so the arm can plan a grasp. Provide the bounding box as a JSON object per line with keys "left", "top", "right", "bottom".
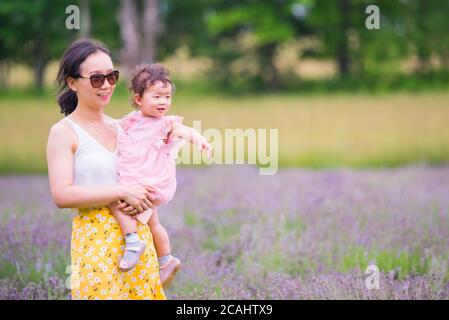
{"left": 128, "top": 63, "right": 175, "bottom": 109}
{"left": 56, "top": 38, "right": 110, "bottom": 116}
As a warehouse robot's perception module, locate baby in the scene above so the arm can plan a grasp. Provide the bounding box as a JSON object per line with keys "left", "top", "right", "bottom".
{"left": 111, "top": 63, "right": 212, "bottom": 287}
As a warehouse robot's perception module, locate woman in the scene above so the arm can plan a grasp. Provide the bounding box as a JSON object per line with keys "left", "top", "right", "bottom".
{"left": 46, "top": 38, "right": 165, "bottom": 300}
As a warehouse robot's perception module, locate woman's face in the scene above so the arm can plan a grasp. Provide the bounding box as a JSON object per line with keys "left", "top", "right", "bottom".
{"left": 68, "top": 51, "right": 116, "bottom": 110}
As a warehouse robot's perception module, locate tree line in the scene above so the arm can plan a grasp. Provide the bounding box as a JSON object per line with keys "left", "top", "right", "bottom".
{"left": 1, "top": 0, "right": 449, "bottom": 91}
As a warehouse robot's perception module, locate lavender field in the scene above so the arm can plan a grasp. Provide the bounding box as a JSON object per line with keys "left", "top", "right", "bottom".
{"left": 1, "top": 165, "right": 449, "bottom": 299}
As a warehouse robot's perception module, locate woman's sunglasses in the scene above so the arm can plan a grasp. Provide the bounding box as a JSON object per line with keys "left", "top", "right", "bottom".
{"left": 78, "top": 70, "right": 120, "bottom": 88}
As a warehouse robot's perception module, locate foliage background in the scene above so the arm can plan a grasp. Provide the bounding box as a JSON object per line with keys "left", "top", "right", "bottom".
{"left": 1, "top": 0, "right": 449, "bottom": 300}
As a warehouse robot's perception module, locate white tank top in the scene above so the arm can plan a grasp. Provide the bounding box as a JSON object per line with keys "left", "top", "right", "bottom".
{"left": 65, "top": 117, "right": 121, "bottom": 187}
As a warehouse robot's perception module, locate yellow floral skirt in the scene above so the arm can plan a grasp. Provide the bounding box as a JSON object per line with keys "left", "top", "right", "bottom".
{"left": 70, "top": 206, "right": 166, "bottom": 300}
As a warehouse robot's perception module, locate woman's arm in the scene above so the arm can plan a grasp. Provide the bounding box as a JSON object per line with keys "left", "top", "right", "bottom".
{"left": 170, "top": 123, "right": 212, "bottom": 157}
{"left": 47, "top": 122, "right": 125, "bottom": 208}
{"left": 47, "top": 122, "right": 155, "bottom": 211}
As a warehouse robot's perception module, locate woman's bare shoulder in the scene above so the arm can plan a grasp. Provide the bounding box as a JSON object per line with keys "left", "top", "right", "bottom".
{"left": 49, "top": 118, "right": 73, "bottom": 135}
{"left": 48, "top": 118, "right": 78, "bottom": 147}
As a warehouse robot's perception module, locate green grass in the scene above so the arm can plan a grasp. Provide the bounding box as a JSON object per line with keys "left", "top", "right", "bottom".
{"left": 258, "top": 249, "right": 317, "bottom": 276}
{"left": 201, "top": 218, "right": 241, "bottom": 252}
{"left": 337, "top": 246, "right": 432, "bottom": 279}
{"left": 183, "top": 210, "right": 200, "bottom": 227}
{"left": 1, "top": 91, "right": 449, "bottom": 173}
{"left": 0, "top": 251, "right": 70, "bottom": 285}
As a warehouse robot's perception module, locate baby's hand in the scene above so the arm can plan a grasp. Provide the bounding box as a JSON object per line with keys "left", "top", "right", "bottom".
{"left": 198, "top": 137, "right": 213, "bottom": 158}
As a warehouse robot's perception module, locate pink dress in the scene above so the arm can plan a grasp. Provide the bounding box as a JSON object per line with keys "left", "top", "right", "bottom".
{"left": 117, "top": 110, "right": 184, "bottom": 224}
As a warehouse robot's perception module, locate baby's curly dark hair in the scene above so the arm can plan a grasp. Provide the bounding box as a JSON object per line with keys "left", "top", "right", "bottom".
{"left": 128, "top": 63, "right": 175, "bottom": 109}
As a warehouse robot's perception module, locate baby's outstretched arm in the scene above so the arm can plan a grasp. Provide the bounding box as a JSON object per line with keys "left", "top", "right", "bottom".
{"left": 170, "top": 123, "right": 213, "bottom": 157}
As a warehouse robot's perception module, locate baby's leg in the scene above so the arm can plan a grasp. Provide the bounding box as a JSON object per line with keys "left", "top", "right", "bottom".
{"left": 148, "top": 207, "right": 171, "bottom": 258}
{"left": 148, "top": 208, "right": 181, "bottom": 287}
{"left": 109, "top": 201, "right": 146, "bottom": 271}
{"left": 110, "top": 201, "right": 138, "bottom": 236}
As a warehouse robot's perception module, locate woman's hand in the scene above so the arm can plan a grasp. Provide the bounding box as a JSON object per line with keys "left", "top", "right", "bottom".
{"left": 117, "top": 184, "right": 156, "bottom": 215}
{"left": 108, "top": 200, "right": 140, "bottom": 217}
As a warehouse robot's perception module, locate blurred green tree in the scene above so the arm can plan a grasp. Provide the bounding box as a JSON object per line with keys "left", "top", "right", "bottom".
{"left": 1, "top": 0, "right": 449, "bottom": 91}
{"left": 400, "top": 0, "right": 449, "bottom": 72}
{"left": 201, "top": 0, "right": 311, "bottom": 89}
{"left": 0, "top": 0, "right": 77, "bottom": 90}
{"left": 308, "top": 0, "right": 449, "bottom": 78}
{"left": 0, "top": 0, "right": 121, "bottom": 91}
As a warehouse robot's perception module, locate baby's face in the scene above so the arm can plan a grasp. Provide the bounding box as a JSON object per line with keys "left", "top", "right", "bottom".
{"left": 137, "top": 80, "right": 172, "bottom": 117}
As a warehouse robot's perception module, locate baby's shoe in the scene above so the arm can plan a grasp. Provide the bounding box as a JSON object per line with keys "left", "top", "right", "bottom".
{"left": 119, "top": 240, "right": 146, "bottom": 272}
{"left": 159, "top": 256, "right": 181, "bottom": 288}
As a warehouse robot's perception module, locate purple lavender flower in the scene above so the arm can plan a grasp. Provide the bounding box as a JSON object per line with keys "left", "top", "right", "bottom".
{"left": 2, "top": 166, "right": 449, "bottom": 299}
